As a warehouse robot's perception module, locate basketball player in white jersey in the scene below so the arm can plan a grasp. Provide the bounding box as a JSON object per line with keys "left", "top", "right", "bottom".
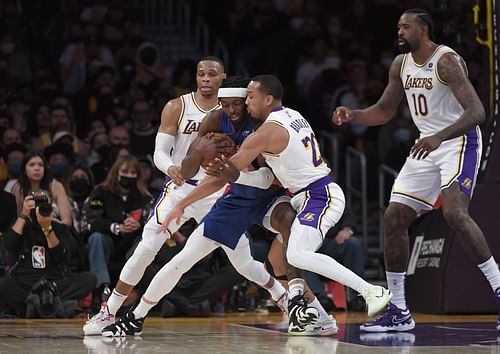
{"left": 83, "top": 56, "right": 227, "bottom": 335}
{"left": 197, "top": 75, "right": 392, "bottom": 334}
{"left": 333, "top": 9, "right": 500, "bottom": 332}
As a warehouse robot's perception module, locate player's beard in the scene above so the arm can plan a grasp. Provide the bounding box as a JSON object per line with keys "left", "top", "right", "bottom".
{"left": 398, "top": 38, "right": 412, "bottom": 53}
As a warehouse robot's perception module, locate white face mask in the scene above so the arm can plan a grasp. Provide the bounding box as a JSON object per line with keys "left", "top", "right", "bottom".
{"left": 0, "top": 42, "right": 14, "bottom": 54}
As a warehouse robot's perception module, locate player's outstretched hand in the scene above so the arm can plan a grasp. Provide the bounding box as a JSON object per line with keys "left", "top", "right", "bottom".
{"left": 167, "top": 165, "right": 185, "bottom": 186}
{"left": 410, "top": 135, "right": 442, "bottom": 160}
{"left": 157, "top": 205, "right": 184, "bottom": 234}
{"left": 215, "top": 155, "right": 240, "bottom": 182}
{"left": 332, "top": 106, "right": 353, "bottom": 126}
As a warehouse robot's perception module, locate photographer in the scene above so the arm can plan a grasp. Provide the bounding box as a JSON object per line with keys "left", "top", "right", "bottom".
{"left": 0, "top": 194, "right": 96, "bottom": 317}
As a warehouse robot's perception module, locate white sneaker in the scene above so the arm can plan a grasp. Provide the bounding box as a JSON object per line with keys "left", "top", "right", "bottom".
{"left": 276, "top": 291, "right": 289, "bottom": 316}
{"left": 361, "top": 286, "right": 393, "bottom": 317}
{"left": 83, "top": 303, "right": 115, "bottom": 336}
{"left": 317, "top": 315, "right": 338, "bottom": 336}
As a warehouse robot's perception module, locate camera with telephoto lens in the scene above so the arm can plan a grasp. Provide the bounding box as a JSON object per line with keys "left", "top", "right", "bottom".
{"left": 32, "top": 193, "right": 52, "bottom": 217}
{"left": 28, "top": 277, "right": 59, "bottom": 318}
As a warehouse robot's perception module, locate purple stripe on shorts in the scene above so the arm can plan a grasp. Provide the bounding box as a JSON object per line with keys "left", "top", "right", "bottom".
{"left": 296, "top": 176, "right": 333, "bottom": 229}
{"left": 457, "top": 127, "right": 480, "bottom": 198}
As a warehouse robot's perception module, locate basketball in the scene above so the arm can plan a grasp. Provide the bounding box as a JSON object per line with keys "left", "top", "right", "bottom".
{"left": 200, "top": 133, "right": 237, "bottom": 169}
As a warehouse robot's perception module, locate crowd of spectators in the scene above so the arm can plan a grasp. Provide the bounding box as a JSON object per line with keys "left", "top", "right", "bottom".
{"left": 0, "top": 0, "right": 487, "bottom": 318}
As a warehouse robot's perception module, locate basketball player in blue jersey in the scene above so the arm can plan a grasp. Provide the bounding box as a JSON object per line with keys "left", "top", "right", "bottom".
{"left": 98, "top": 77, "right": 299, "bottom": 337}
{"left": 159, "top": 77, "right": 339, "bottom": 336}
{"left": 187, "top": 75, "right": 392, "bottom": 334}
{"left": 333, "top": 9, "right": 500, "bottom": 332}
{"left": 83, "top": 56, "right": 227, "bottom": 335}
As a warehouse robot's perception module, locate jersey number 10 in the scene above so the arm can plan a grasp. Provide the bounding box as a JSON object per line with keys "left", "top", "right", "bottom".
{"left": 411, "top": 93, "right": 429, "bottom": 117}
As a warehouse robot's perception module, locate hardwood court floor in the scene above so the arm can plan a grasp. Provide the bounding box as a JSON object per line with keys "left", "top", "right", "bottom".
{"left": 0, "top": 312, "right": 498, "bottom": 354}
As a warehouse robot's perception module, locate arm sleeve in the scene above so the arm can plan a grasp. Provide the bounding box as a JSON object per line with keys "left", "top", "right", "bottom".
{"left": 234, "top": 167, "right": 274, "bottom": 189}
{"left": 153, "top": 132, "right": 176, "bottom": 176}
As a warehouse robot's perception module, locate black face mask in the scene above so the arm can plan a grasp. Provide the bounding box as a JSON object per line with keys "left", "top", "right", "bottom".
{"left": 96, "top": 145, "right": 111, "bottom": 158}
{"left": 118, "top": 175, "right": 137, "bottom": 190}
{"left": 70, "top": 178, "right": 90, "bottom": 195}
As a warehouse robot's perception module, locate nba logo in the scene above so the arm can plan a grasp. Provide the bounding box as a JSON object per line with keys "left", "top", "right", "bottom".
{"left": 32, "top": 246, "right": 46, "bottom": 269}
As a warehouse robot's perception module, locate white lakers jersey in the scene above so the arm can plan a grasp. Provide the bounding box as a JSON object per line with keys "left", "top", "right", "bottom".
{"left": 262, "top": 107, "right": 331, "bottom": 193}
{"left": 400, "top": 45, "right": 466, "bottom": 137}
{"left": 172, "top": 92, "right": 220, "bottom": 180}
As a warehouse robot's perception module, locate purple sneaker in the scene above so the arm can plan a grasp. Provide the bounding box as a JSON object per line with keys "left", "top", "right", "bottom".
{"left": 360, "top": 303, "right": 415, "bottom": 332}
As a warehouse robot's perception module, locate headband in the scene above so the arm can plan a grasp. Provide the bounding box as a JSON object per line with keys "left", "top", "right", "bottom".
{"left": 218, "top": 87, "right": 247, "bottom": 98}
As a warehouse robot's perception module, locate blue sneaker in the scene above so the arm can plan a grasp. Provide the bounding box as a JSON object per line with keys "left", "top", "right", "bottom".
{"left": 360, "top": 303, "right": 415, "bottom": 332}
{"left": 495, "top": 288, "right": 500, "bottom": 331}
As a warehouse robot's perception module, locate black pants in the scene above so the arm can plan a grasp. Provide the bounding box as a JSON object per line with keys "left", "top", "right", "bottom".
{"left": 0, "top": 271, "right": 96, "bottom": 316}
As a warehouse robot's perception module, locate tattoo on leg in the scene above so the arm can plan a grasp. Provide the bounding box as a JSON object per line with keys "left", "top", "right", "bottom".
{"left": 384, "top": 203, "right": 416, "bottom": 272}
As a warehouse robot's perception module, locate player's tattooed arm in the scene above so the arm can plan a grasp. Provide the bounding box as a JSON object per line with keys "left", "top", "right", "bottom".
{"left": 435, "top": 52, "right": 485, "bottom": 141}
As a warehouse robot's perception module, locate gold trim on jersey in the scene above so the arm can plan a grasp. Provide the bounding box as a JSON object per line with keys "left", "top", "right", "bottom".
{"left": 392, "top": 190, "right": 435, "bottom": 208}
{"left": 441, "top": 135, "right": 466, "bottom": 190}
{"left": 400, "top": 54, "right": 409, "bottom": 78}
{"left": 411, "top": 45, "right": 443, "bottom": 68}
{"left": 297, "top": 191, "right": 310, "bottom": 215}
{"left": 177, "top": 95, "right": 187, "bottom": 129}
{"left": 191, "top": 92, "right": 220, "bottom": 114}
{"left": 265, "top": 119, "right": 286, "bottom": 128}
{"left": 155, "top": 179, "right": 175, "bottom": 225}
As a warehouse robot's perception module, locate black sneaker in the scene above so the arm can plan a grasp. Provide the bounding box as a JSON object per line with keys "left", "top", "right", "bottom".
{"left": 288, "top": 295, "right": 320, "bottom": 335}
{"left": 101, "top": 311, "right": 144, "bottom": 337}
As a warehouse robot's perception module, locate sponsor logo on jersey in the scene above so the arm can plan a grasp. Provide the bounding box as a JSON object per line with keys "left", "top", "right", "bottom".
{"left": 404, "top": 75, "right": 433, "bottom": 90}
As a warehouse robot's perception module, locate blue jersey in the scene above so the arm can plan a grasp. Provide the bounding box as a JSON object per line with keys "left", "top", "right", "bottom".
{"left": 202, "top": 113, "right": 284, "bottom": 249}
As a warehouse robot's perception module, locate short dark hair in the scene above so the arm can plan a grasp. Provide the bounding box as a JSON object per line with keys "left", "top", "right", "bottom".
{"left": 198, "top": 56, "right": 225, "bottom": 70}
{"left": 403, "top": 8, "right": 435, "bottom": 41}
{"left": 250, "top": 75, "right": 284, "bottom": 100}
{"left": 220, "top": 76, "right": 250, "bottom": 89}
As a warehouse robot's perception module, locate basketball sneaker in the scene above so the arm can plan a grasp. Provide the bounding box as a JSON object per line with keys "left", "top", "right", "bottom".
{"left": 317, "top": 315, "right": 338, "bottom": 336}
{"left": 360, "top": 303, "right": 415, "bottom": 332}
{"left": 276, "top": 291, "right": 289, "bottom": 316}
{"left": 288, "top": 295, "right": 320, "bottom": 335}
{"left": 101, "top": 310, "right": 144, "bottom": 337}
{"left": 83, "top": 303, "right": 115, "bottom": 336}
{"left": 361, "top": 286, "right": 393, "bottom": 317}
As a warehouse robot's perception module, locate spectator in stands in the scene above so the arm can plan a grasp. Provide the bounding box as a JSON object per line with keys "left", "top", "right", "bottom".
{"left": 1, "top": 127, "right": 21, "bottom": 148}
{"left": 129, "top": 99, "right": 157, "bottom": 156}
{"left": 11, "top": 151, "right": 72, "bottom": 227}
{"left": 0, "top": 34, "right": 31, "bottom": 84}
{"left": 44, "top": 142, "right": 75, "bottom": 181}
{"left": 3, "top": 142, "right": 26, "bottom": 192}
{"left": 109, "top": 125, "right": 130, "bottom": 149}
{"left": 63, "top": 164, "right": 94, "bottom": 239}
{"left": 0, "top": 193, "right": 96, "bottom": 317}
{"left": 85, "top": 155, "right": 152, "bottom": 303}
{"left": 26, "top": 103, "right": 51, "bottom": 142}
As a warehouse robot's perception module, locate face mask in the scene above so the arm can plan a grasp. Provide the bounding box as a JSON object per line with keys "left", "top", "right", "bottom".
{"left": 50, "top": 162, "right": 68, "bottom": 178}
{"left": 0, "top": 42, "right": 14, "bottom": 54}
{"left": 394, "top": 128, "right": 410, "bottom": 143}
{"left": 8, "top": 161, "right": 21, "bottom": 177}
{"left": 70, "top": 178, "right": 90, "bottom": 195}
{"left": 118, "top": 175, "right": 137, "bottom": 189}
{"left": 96, "top": 145, "right": 111, "bottom": 158}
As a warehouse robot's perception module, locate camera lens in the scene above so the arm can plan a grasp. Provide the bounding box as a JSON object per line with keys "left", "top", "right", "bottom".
{"left": 38, "top": 203, "right": 52, "bottom": 217}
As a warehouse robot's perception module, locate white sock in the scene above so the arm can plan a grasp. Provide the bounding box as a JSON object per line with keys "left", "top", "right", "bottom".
{"left": 477, "top": 257, "right": 500, "bottom": 291}
{"left": 267, "top": 278, "right": 286, "bottom": 301}
{"left": 288, "top": 278, "right": 304, "bottom": 299}
{"left": 386, "top": 271, "right": 407, "bottom": 309}
{"left": 133, "top": 297, "right": 156, "bottom": 319}
{"left": 107, "top": 289, "right": 127, "bottom": 316}
{"left": 309, "top": 297, "right": 330, "bottom": 319}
